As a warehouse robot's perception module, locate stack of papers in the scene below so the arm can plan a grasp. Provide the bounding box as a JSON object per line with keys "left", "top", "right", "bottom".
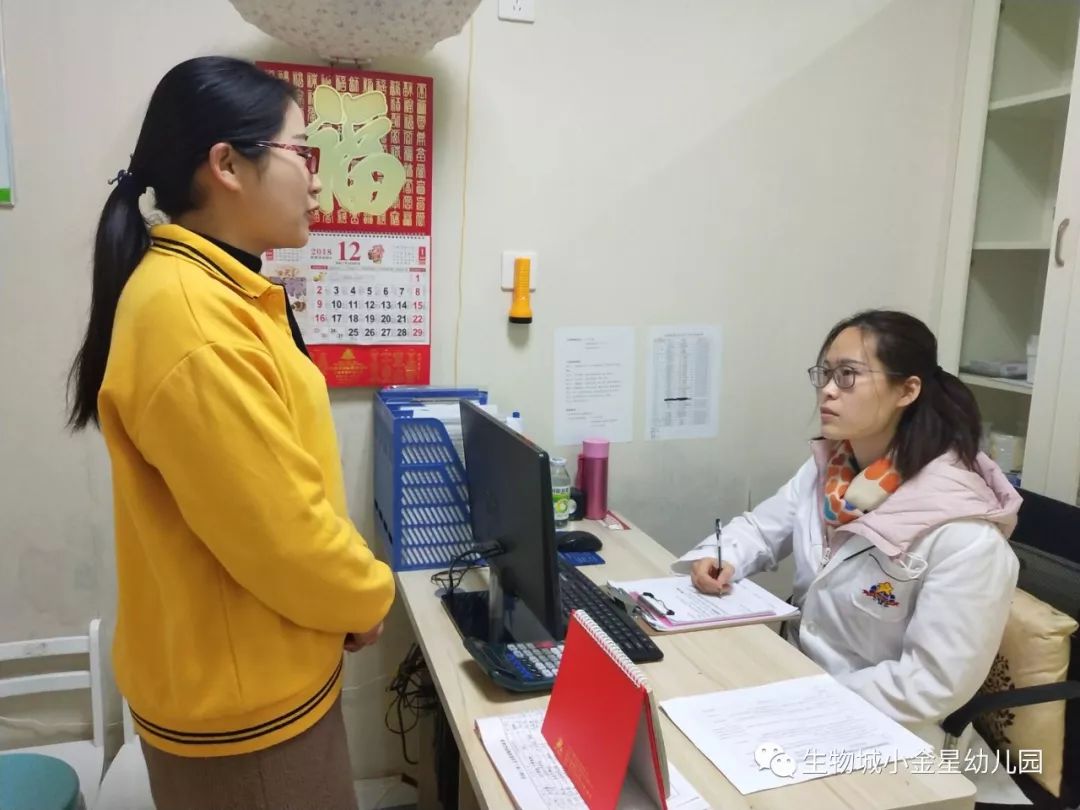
{"left": 660, "top": 674, "right": 932, "bottom": 795}
{"left": 407, "top": 401, "right": 501, "bottom": 466}
{"left": 607, "top": 576, "right": 799, "bottom": 632}
{"left": 476, "top": 710, "right": 708, "bottom": 810}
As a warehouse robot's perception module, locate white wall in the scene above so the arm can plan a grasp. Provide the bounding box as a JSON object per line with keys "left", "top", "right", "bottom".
{"left": 0, "top": 0, "right": 971, "bottom": 777}
{"left": 449, "top": 0, "right": 972, "bottom": 590}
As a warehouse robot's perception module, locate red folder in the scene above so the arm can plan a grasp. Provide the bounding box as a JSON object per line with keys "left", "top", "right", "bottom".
{"left": 541, "top": 610, "right": 669, "bottom": 810}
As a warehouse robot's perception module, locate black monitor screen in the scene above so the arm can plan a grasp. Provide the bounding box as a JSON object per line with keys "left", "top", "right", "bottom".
{"left": 459, "top": 400, "right": 562, "bottom": 638}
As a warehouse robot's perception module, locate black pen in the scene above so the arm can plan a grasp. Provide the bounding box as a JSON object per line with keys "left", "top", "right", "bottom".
{"left": 715, "top": 518, "right": 723, "bottom": 572}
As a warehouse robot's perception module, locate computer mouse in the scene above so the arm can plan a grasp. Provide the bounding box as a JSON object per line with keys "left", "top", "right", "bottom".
{"left": 557, "top": 530, "right": 603, "bottom": 553}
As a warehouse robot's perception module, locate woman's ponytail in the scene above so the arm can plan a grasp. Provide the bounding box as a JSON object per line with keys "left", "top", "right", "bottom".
{"left": 67, "top": 177, "right": 149, "bottom": 429}
{"left": 893, "top": 366, "right": 981, "bottom": 478}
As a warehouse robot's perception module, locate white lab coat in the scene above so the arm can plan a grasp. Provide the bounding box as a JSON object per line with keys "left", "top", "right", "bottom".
{"left": 672, "top": 456, "right": 1021, "bottom": 760}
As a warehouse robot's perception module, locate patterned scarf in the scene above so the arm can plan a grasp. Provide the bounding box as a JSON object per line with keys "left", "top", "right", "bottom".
{"left": 822, "top": 441, "right": 903, "bottom": 529}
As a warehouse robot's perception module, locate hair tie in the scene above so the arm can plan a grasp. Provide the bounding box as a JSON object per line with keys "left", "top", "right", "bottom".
{"left": 108, "top": 169, "right": 147, "bottom": 195}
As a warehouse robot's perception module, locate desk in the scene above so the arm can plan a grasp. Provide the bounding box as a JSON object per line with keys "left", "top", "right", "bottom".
{"left": 396, "top": 519, "right": 976, "bottom": 810}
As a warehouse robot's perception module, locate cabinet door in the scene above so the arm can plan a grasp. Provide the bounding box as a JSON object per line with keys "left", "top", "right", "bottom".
{"left": 1021, "top": 18, "right": 1080, "bottom": 500}
{"left": 938, "top": 1, "right": 996, "bottom": 373}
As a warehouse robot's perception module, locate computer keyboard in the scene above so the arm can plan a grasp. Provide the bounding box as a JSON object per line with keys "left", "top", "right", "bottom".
{"left": 556, "top": 557, "right": 664, "bottom": 664}
{"left": 457, "top": 559, "right": 664, "bottom": 692}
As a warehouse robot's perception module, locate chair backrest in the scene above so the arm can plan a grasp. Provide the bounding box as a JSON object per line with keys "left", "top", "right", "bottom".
{"left": 1013, "top": 488, "right": 1080, "bottom": 566}
{"left": 0, "top": 619, "right": 104, "bottom": 748}
{"left": 1011, "top": 489, "right": 1080, "bottom": 801}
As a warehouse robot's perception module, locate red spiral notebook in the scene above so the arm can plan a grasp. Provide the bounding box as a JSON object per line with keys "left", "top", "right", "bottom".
{"left": 541, "top": 610, "right": 669, "bottom": 810}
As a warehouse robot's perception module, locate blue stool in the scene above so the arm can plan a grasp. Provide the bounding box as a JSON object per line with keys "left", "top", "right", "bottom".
{"left": 0, "top": 753, "right": 84, "bottom": 810}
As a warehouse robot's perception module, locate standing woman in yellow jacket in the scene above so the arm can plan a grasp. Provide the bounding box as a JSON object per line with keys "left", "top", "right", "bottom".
{"left": 67, "top": 56, "right": 395, "bottom": 810}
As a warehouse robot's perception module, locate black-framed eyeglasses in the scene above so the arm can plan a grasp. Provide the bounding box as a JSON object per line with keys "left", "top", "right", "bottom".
{"left": 807, "top": 364, "right": 904, "bottom": 390}
{"left": 234, "top": 141, "right": 321, "bottom": 175}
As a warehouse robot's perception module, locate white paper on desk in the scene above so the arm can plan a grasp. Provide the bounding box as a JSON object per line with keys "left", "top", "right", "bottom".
{"left": 475, "top": 710, "right": 708, "bottom": 810}
{"left": 554, "top": 327, "right": 636, "bottom": 446}
{"left": 608, "top": 576, "right": 798, "bottom": 629}
{"left": 645, "top": 326, "right": 721, "bottom": 441}
{"left": 661, "top": 674, "right": 932, "bottom": 795}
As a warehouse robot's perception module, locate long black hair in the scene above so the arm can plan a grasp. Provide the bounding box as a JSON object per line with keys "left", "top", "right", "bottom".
{"left": 67, "top": 56, "right": 296, "bottom": 430}
{"left": 818, "top": 309, "right": 981, "bottom": 480}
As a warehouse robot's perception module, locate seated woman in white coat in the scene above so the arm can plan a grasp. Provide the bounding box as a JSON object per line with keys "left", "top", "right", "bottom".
{"left": 676, "top": 309, "right": 1020, "bottom": 756}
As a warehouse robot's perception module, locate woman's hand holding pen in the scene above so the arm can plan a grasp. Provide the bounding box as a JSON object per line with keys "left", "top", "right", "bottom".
{"left": 691, "top": 558, "right": 735, "bottom": 595}
{"left": 692, "top": 517, "right": 734, "bottom": 595}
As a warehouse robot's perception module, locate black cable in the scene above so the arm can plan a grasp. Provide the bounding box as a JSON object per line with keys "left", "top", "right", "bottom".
{"left": 387, "top": 546, "right": 503, "bottom": 770}
{"left": 429, "top": 544, "right": 503, "bottom": 596}
{"left": 429, "top": 545, "right": 488, "bottom": 594}
{"left": 385, "top": 643, "right": 440, "bottom": 765}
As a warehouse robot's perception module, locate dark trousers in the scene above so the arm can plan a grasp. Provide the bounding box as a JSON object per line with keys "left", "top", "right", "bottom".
{"left": 140, "top": 697, "right": 358, "bottom": 810}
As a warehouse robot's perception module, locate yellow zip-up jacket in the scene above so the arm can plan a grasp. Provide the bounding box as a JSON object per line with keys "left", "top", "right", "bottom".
{"left": 98, "top": 224, "right": 395, "bottom": 757}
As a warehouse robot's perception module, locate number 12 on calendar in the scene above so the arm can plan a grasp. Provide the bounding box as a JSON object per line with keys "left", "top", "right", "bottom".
{"left": 282, "top": 232, "right": 431, "bottom": 348}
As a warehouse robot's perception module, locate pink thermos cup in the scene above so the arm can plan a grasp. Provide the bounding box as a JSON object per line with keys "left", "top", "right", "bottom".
{"left": 580, "top": 438, "right": 609, "bottom": 520}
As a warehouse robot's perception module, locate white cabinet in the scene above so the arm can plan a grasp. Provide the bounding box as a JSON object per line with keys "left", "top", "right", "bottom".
{"left": 940, "top": 0, "right": 1080, "bottom": 504}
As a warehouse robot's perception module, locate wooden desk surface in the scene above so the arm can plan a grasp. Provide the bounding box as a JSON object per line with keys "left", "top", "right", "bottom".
{"left": 396, "top": 519, "right": 975, "bottom": 810}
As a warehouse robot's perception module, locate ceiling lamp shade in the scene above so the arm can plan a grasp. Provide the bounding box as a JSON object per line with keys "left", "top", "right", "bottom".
{"left": 229, "top": 0, "right": 481, "bottom": 61}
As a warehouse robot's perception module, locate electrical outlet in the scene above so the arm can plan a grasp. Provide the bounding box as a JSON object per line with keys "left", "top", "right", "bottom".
{"left": 498, "top": 0, "right": 535, "bottom": 23}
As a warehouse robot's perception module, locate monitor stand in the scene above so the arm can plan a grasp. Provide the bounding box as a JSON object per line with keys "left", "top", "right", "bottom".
{"left": 441, "top": 567, "right": 555, "bottom": 645}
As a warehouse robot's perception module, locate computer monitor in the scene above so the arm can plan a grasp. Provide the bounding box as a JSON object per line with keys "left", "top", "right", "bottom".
{"left": 457, "top": 400, "right": 564, "bottom": 641}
